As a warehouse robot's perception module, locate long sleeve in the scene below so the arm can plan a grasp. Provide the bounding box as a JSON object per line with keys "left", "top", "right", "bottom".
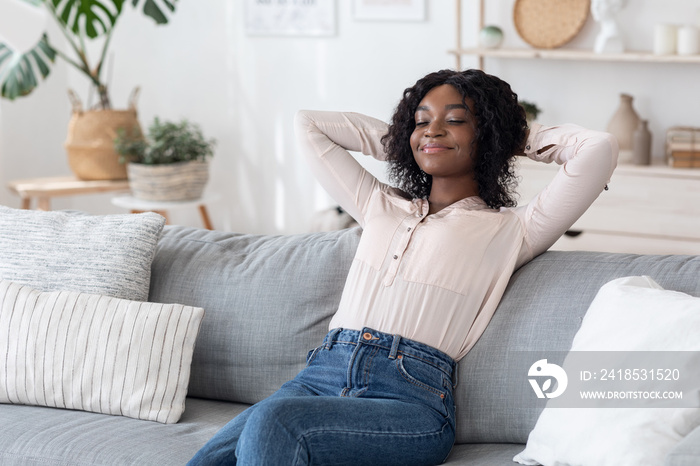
{"left": 294, "top": 110, "right": 389, "bottom": 227}
{"left": 514, "top": 123, "right": 619, "bottom": 266}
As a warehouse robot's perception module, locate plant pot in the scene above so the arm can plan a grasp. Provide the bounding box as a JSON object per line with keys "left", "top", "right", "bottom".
{"left": 127, "top": 160, "right": 210, "bottom": 201}
{"left": 64, "top": 89, "right": 143, "bottom": 180}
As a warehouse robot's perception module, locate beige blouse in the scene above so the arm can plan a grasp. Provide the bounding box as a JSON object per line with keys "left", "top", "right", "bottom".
{"left": 295, "top": 110, "right": 618, "bottom": 361}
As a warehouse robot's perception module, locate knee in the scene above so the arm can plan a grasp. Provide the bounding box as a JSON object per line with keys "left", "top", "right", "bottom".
{"left": 243, "top": 398, "right": 305, "bottom": 438}
{"left": 237, "top": 398, "right": 312, "bottom": 463}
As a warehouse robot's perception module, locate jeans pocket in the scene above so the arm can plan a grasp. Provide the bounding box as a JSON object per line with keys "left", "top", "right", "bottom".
{"left": 394, "top": 355, "right": 447, "bottom": 400}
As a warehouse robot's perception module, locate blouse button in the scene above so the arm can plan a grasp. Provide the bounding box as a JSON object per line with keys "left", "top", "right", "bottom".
{"left": 526, "top": 145, "right": 531, "bottom": 150}
{"left": 407, "top": 227, "right": 412, "bottom": 232}
{"left": 393, "top": 255, "right": 398, "bottom": 260}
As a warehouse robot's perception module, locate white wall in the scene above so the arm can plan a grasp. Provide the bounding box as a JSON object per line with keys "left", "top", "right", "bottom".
{"left": 1, "top": 0, "right": 699, "bottom": 234}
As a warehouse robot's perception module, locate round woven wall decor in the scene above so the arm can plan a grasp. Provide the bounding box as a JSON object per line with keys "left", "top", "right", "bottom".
{"left": 513, "top": 0, "right": 590, "bottom": 49}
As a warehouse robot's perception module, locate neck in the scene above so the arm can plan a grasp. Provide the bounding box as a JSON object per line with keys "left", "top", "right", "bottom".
{"left": 427, "top": 177, "right": 479, "bottom": 214}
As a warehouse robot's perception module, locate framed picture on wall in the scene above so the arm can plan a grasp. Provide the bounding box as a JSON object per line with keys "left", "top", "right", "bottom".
{"left": 245, "top": 0, "right": 336, "bottom": 36}
{"left": 352, "top": 0, "right": 426, "bottom": 21}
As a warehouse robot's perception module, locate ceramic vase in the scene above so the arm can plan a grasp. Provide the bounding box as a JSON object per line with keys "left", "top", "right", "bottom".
{"left": 607, "top": 94, "right": 641, "bottom": 164}
{"left": 632, "top": 120, "right": 652, "bottom": 165}
{"left": 479, "top": 25, "right": 504, "bottom": 49}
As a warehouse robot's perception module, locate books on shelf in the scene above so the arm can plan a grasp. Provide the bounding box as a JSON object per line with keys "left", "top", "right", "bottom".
{"left": 666, "top": 127, "right": 700, "bottom": 168}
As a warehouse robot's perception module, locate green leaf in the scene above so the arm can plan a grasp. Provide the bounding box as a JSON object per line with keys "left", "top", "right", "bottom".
{"left": 116, "top": 117, "right": 215, "bottom": 165}
{"left": 0, "top": 35, "right": 57, "bottom": 100}
{"left": 51, "top": 0, "right": 125, "bottom": 39}
{"left": 131, "top": 0, "right": 177, "bottom": 25}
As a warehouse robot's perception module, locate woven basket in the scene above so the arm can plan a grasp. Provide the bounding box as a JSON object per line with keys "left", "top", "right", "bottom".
{"left": 64, "top": 89, "right": 142, "bottom": 181}
{"left": 513, "top": 0, "right": 590, "bottom": 49}
{"left": 127, "top": 160, "right": 210, "bottom": 201}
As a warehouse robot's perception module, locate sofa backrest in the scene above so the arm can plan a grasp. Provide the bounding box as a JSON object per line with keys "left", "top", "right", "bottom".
{"left": 457, "top": 251, "right": 700, "bottom": 444}
{"left": 149, "top": 227, "right": 700, "bottom": 445}
{"left": 149, "top": 226, "right": 360, "bottom": 404}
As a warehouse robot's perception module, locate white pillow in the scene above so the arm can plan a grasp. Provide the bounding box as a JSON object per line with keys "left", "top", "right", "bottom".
{"left": 514, "top": 276, "right": 700, "bottom": 466}
{"left": 0, "top": 206, "right": 165, "bottom": 302}
{"left": 0, "top": 280, "right": 204, "bottom": 424}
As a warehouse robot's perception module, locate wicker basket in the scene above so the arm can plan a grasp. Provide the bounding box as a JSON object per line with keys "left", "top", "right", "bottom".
{"left": 127, "top": 160, "right": 210, "bottom": 201}
{"left": 64, "top": 89, "right": 142, "bottom": 181}
{"left": 513, "top": 0, "right": 590, "bottom": 49}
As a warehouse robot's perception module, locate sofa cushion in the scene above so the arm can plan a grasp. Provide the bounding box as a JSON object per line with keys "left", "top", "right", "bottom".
{"left": 0, "top": 280, "right": 204, "bottom": 423}
{"left": 514, "top": 276, "right": 700, "bottom": 465}
{"left": 0, "top": 398, "right": 247, "bottom": 465}
{"left": 454, "top": 251, "right": 700, "bottom": 444}
{"left": 149, "top": 226, "right": 361, "bottom": 404}
{"left": 0, "top": 206, "right": 165, "bottom": 302}
{"left": 444, "top": 443, "right": 526, "bottom": 465}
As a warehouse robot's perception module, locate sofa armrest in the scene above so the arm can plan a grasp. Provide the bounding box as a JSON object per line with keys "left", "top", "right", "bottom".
{"left": 666, "top": 424, "right": 700, "bottom": 466}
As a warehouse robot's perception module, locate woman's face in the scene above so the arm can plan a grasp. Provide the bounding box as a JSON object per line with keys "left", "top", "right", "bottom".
{"left": 410, "top": 84, "right": 477, "bottom": 180}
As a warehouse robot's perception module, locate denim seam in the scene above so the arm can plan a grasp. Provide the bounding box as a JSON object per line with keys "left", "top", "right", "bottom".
{"left": 305, "top": 346, "right": 321, "bottom": 367}
{"left": 292, "top": 434, "right": 309, "bottom": 466}
{"left": 297, "top": 415, "right": 453, "bottom": 440}
{"left": 362, "top": 345, "right": 381, "bottom": 389}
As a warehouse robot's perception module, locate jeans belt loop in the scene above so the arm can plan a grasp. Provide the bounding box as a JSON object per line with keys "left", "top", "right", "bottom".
{"left": 388, "top": 334, "right": 401, "bottom": 360}
{"left": 326, "top": 328, "right": 342, "bottom": 350}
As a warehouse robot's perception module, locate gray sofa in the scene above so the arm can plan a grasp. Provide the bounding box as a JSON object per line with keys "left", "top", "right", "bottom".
{"left": 1, "top": 225, "right": 699, "bottom": 465}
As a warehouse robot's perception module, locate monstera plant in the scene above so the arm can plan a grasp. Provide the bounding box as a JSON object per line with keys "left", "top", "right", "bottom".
{"left": 0, "top": 0, "right": 177, "bottom": 109}
{"left": 0, "top": 0, "right": 178, "bottom": 180}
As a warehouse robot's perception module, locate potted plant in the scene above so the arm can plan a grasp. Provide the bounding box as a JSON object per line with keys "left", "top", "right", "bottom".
{"left": 519, "top": 100, "right": 542, "bottom": 124}
{"left": 0, "top": 0, "right": 178, "bottom": 180}
{"left": 114, "top": 117, "right": 216, "bottom": 201}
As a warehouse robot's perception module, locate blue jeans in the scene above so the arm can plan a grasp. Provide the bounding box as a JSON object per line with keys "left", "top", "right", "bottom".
{"left": 188, "top": 327, "right": 457, "bottom": 466}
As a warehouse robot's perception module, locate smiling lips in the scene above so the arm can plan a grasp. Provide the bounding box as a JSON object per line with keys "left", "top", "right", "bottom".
{"left": 420, "top": 143, "right": 452, "bottom": 154}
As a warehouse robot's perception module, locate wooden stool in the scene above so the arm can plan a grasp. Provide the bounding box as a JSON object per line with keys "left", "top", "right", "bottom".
{"left": 8, "top": 176, "right": 130, "bottom": 210}
{"left": 111, "top": 194, "right": 219, "bottom": 230}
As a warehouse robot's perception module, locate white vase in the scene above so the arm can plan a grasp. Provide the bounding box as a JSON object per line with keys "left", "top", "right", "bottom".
{"left": 607, "top": 94, "right": 641, "bottom": 164}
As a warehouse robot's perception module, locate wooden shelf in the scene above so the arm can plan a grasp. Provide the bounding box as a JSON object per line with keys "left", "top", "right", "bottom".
{"left": 452, "top": 0, "right": 700, "bottom": 69}
{"left": 518, "top": 157, "right": 700, "bottom": 180}
{"left": 450, "top": 47, "right": 700, "bottom": 65}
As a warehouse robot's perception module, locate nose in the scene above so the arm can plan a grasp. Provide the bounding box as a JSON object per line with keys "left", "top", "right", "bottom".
{"left": 424, "top": 120, "right": 445, "bottom": 137}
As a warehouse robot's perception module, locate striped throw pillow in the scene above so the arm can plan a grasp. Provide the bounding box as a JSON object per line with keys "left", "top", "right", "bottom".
{"left": 0, "top": 280, "right": 204, "bottom": 424}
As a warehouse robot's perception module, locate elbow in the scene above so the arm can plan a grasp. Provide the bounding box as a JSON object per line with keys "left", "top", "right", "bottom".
{"left": 294, "top": 110, "right": 322, "bottom": 156}
{"left": 582, "top": 130, "right": 619, "bottom": 179}
{"left": 294, "top": 109, "right": 314, "bottom": 136}
{"left": 602, "top": 131, "right": 619, "bottom": 178}
{"left": 602, "top": 131, "right": 619, "bottom": 169}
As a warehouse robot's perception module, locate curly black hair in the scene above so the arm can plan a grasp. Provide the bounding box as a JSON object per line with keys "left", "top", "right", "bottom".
{"left": 381, "top": 69, "right": 528, "bottom": 209}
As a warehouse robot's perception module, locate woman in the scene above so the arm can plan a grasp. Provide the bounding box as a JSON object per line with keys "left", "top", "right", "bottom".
{"left": 189, "top": 69, "right": 618, "bottom": 465}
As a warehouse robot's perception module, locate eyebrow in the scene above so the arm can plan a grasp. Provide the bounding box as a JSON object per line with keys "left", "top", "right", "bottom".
{"left": 416, "top": 104, "right": 470, "bottom": 112}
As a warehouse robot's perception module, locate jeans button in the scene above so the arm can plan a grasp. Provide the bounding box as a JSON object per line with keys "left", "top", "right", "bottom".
{"left": 362, "top": 332, "right": 373, "bottom": 340}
